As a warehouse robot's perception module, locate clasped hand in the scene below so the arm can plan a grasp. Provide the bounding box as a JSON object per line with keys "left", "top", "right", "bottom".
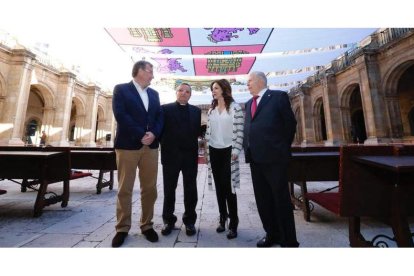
{"left": 141, "top": 131, "right": 155, "bottom": 145}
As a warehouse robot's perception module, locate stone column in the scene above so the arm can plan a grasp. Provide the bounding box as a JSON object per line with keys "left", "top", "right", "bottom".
{"left": 74, "top": 114, "right": 85, "bottom": 145}
{"left": 298, "top": 86, "right": 316, "bottom": 146}
{"left": 340, "top": 106, "right": 353, "bottom": 142}
{"left": 1, "top": 48, "right": 36, "bottom": 145}
{"left": 321, "top": 72, "right": 345, "bottom": 146}
{"left": 81, "top": 84, "right": 100, "bottom": 147}
{"left": 384, "top": 95, "right": 404, "bottom": 140}
{"left": 41, "top": 107, "right": 55, "bottom": 137}
{"left": 359, "top": 51, "right": 390, "bottom": 144}
{"left": 50, "top": 72, "right": 76, "bottom": 146}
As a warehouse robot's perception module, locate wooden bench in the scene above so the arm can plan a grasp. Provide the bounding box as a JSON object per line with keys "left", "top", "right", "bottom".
{"left": 306, "top": 145, "right": 414, "bottom": 247}
{"left": 0, "top": 150, "right": 71, "bottom": 217}
{"left": 288, "top": 146, "right": 340, "bottom": 221}
{"left": 0, "top": 146, "right": 116, "bottom": 194}
{"left": 70, "top": 148, "right": 116, "bottom": 194}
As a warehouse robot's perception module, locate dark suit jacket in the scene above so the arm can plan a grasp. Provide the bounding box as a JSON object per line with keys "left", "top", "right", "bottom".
{"left": 160, "top": 102, "right": 201, "bottom": 165}
{"left": 243, "top": 89, "right": 296, "bottom": 164}
{"left": 112, "top": 81, "right": 163, "bottom": 150}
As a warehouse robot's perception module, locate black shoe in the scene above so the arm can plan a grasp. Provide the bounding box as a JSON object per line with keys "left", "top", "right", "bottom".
{"left": 216, "top": 215, "right": 227, "bottom": 233}
{"left": 257, "top": 235, "right": 277, "bottom": 248}
{"left": 112, "top": 232, "right": 128, "bottom": 248}
{"left": 161, "top": 224, "right": 174, "bottom": 236}
{"left": 227, "top": 229, "right": 237, "bottom": 239}
{"left": 185, "top": 224, "right": 196, "bottom": 236}
{"left": 142, "top": 228, "right": 159, "bottom": 242}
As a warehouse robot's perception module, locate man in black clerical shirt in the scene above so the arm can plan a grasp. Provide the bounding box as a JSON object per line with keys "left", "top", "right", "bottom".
{"left": 159, "top": 83, "right": 201, "bottom": 236}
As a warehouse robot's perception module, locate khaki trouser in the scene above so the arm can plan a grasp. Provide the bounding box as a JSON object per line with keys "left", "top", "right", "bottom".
{"left": 115, "top": 147, "right": 158, "bottom": 232}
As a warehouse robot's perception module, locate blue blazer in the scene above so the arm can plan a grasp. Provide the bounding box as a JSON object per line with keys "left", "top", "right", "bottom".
{"left": 112, "top": 81, "right": 163, "bottom": 150}
{"left": 243, "top": 89, "right": 296, "bottom": 164}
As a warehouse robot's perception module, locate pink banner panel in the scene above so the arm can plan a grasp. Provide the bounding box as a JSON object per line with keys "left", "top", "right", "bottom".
{"left": 106, "top": 28, "right": 191, "bottom": 46}
{"left": 192, "top": 45, "right": 265, "bottom": 55}
{"left": 194, "top": 57, "right": 256, "bottom": 76}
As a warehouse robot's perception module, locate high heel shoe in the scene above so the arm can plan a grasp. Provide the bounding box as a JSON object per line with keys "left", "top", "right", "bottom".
{"left": 216, "top": 215, "right": 227, "bottom": 233}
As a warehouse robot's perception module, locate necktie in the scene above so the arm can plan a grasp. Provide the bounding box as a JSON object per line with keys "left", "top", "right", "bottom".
{"left": 251, "top": 95, "right": 259, "bottom": 118}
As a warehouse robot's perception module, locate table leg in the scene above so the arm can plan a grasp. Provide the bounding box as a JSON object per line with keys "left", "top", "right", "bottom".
{"left": 300, "top": 181, "right": 311, "bottom": 222}
{"left": 348, "top": 216, "right": 373, "bottom": 247}
{"left": 391, "top": 186, "right": 414, "bottom": 247}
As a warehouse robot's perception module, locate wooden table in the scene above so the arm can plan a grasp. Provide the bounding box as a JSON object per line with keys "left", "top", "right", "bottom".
{"left": 70, "top": 150, "right": 116, "bottom": 194}
{"left": 0, "top": 151, "right": 70, "bottom": 217}
{"left": 288, "top": 152, "right": 340, "bottom": 221}
{"left": 353, "top": 155, "right": 414, "bottom": 247}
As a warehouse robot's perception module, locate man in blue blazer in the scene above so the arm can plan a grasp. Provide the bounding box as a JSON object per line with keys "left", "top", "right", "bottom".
{"left": 159, "top": 83, "right": 201, "bottom": 236}
{"left": 243, "top": 71, "right": 299, "bottom": 247}
{"left": 111, "top": 61, "right": 163, "bottom": 247}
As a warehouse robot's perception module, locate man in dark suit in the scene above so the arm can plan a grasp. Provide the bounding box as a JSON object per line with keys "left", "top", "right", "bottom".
{"left": 111, "top": 61, "right": 163, "bottom": 247}
{"left": 243, "top": 71, "right": 299, "bottom": 247}
{"left": 160, "top": 83, "right": 201, "bottom": 236}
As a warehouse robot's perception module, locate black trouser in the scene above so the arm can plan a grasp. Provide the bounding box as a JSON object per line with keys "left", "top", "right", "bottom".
{"left": 209, "top": 146, "right": 238, "bottom": 228}
{"left": 250, "top": 161, "right": 299, "bottom": 247}
{"left": 162, "top": 150, "right": 198, "bottom": 226}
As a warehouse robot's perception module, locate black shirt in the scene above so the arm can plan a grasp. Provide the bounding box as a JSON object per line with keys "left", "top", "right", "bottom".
{"left": 176, "top": 102, "right": 193, "bottom": 150}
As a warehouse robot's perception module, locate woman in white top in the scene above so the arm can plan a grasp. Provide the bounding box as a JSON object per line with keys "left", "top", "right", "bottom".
{"left": 205, "top": 79, "right": 244, "bottom": 239}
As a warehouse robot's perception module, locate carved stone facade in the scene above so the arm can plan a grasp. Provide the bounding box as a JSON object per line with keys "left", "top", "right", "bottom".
{"left": 289, "top": 28, "right": 414, "bottom": 145}
{"left": 0, "top": 44, "right": 114, "bottom": 146}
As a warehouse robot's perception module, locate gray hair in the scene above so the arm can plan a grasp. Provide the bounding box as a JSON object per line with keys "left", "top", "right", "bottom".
{"left": 250, "top": 71, "right": 267, "bottom": 87}
{"left": 177, "top": 82, "right": 192, "bottom": 94}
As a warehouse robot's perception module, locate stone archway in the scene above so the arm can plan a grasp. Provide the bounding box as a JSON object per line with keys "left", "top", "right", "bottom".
{"left": 24, "top": 84, "right": 55, "bottom": 143}
{"left": 313, "top": 97, "right": 327, "bottom": 142}
{"left": 340, "top": 83, "right": 367, "bottom": 143}
{"left": 70, "top": 97, "right": 86, "bottom": 145}
{"left": 382, "top": 59, "right": 414, "bottom": 139}
{"left": 396, "top": 65, "right": 414, "bottom": 138}
{"left": 349, "top": 88, "right": 367, "bottom": 143}
{"left": 24, "top": 87, "right": 45, "bottom": 145}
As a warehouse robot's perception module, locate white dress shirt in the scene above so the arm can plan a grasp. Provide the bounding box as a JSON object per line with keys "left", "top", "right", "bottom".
{"left": 133, "top": 79, "right": 149, "bottom": 111}
{"left": 255, "top": 88, "right": 267, "bottom": 106}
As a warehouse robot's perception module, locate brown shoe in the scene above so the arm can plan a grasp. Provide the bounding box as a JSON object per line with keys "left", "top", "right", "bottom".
{"left": 112, "top": 232, "right": 128, "bottom": 248}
